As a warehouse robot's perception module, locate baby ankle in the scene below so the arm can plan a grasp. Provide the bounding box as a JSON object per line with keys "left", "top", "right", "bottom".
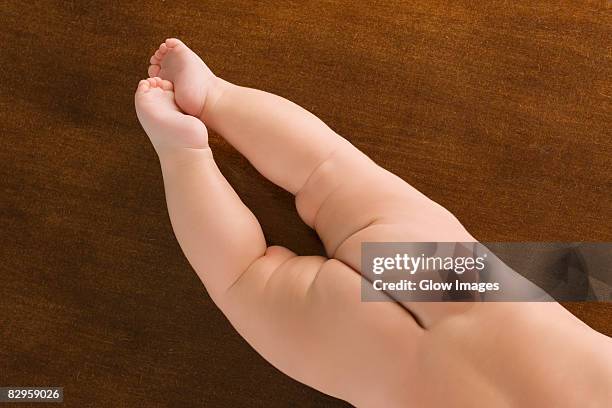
{"left": 200, "top": 76, "right": 230, "bottom": 123}
{"left": 158, "top": 146, "right": 214, "bottom": 171}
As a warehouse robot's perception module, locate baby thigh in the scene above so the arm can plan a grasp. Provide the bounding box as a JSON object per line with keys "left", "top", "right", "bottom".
{"left": 296, "top": 146, "right": 473, "bottom": 265}
{"left": 220, "top": 248, "right": 424, "bottom": 407}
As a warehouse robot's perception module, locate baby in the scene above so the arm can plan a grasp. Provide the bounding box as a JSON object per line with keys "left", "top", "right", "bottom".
{"left": 135, "top": 39, "right": 612, "bottom": 407}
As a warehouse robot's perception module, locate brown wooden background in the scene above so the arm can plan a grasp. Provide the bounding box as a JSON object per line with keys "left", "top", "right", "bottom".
{"left": 1, "top": 1, "right": 610, "bottom": 406}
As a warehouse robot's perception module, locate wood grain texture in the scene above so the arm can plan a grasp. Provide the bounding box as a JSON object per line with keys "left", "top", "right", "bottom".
{"left": 0, "top": 1, "right": 610, "bottom": 406}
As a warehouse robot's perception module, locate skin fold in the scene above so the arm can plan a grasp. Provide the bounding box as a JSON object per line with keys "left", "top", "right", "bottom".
{"left": 135, "top": 39, "right": 612, "bottom": 407}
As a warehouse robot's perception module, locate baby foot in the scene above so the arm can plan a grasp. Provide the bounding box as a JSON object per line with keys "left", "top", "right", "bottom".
{"left": 134, "top": 77, "right": 208, "bottom": 156}
{"left": 148, "top": 38, "right": 217, "bottom": 118}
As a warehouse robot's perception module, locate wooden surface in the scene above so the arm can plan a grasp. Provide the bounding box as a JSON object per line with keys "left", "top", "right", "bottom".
{"left": 1, "top": 1, "right": 610, "bottom": 406}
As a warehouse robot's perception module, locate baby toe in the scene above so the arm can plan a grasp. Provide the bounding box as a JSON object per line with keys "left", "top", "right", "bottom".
{"left": 136, "top": 79, "right": 150, "bottom": 93}
{"left": 159, "top": 79, "right": 174, "bottom": 91}
{"left": 153, "top": 77, "right": 164, "bottom": 87}
{"left": 148, "top": 64, "right": 161, "bottom": 77}
{"left": 165, "top": 38, "right": 183, "bottom": 48}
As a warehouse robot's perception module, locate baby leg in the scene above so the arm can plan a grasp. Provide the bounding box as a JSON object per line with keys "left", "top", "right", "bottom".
{"left": 151, "top": 42, "right": 470, "bottom": 246}
{"left": 135, "top": 77, "right": 423, "bottom": 406}
{"left": 177, "top": 70, "right": 612, "bottom": 407}
{"left": 202, "top": 78, "right": 473, "bottom": 248}
{"left": 134, "top": 77, "right": 265, "bottom": 300}
{"left": 206, "top": 78, "right": 478, "bottom": 326}
{"left": 149, "top": 39, "right": 475, "bottom": 325}
{"left": 142, "top": 43, "right": 612, "bottom": 406}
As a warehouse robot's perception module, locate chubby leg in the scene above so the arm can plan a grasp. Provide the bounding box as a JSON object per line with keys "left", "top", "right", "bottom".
{"left": 150, "top": 39, "right": 474, "bottom": 325}
{"left": 200, "top": 77, "right": 479, "bottom": 326}
{"left": 135, "top": 79, "right": 612, "bottom": 407}
{"left": 142, "top": 44, "right": 612, "bottom": 406}
{"left": 150, "top": 41, "right": 471, "bottom": 249}
{"left": 134, "top": 77, "right": 424, "bottom": 406}
{"left": 135, "top": 77, "right": 264, "bottom": 299}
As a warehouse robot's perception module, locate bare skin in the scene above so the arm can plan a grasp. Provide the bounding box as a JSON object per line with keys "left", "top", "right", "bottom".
{"left": 136, "top": 39, "right": 612, "bottom": 407}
